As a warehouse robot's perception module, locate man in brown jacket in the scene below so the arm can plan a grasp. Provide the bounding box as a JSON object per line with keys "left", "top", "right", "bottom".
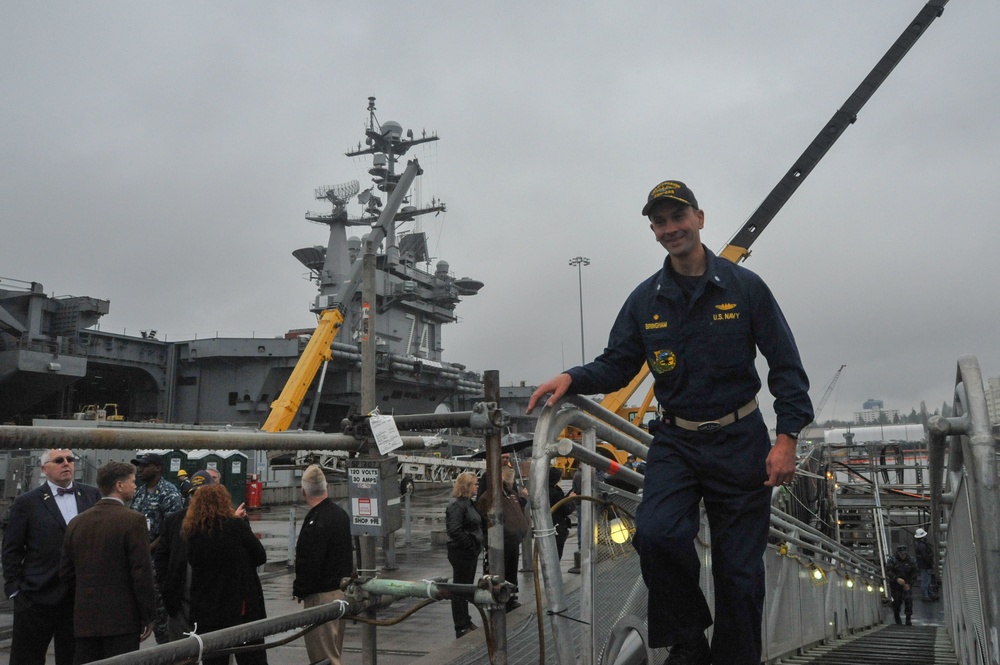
{"left": 60, "top": 461, "right": 156, "bottom": 663}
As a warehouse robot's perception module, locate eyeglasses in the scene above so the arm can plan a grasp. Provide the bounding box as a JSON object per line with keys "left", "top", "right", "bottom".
{"left": 47, "top": 456, "right": 77, "bottom": 465}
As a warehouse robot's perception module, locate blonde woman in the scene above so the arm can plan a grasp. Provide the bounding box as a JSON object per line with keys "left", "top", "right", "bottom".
{"left": 446, "top": 472, "right": 483, "bottom": 638}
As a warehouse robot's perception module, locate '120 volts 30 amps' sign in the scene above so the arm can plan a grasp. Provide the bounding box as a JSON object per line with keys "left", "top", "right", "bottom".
{"left": 345, "top": 457, "right": 402, "bottom": 537}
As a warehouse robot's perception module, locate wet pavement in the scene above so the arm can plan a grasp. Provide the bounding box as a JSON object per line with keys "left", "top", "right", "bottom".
{"left": 0, "top": 484, "right": 947, "bottom": 664}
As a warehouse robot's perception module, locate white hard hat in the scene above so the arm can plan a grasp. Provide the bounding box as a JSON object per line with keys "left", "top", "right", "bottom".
{"left": 914, "top": 528, "right": 927, "bottom": 539}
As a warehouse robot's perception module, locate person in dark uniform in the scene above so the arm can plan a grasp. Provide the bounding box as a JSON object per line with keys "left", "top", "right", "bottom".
{"left": 886, "top": 545, "right": 918, "bottom": 625}
{"left": 529, "top": 181, "right": 813, "bottom": 665}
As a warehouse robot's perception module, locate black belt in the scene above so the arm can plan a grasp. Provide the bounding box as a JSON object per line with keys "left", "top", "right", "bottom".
{"left": 662, "top": 397, "right": 759, "bottom": 433}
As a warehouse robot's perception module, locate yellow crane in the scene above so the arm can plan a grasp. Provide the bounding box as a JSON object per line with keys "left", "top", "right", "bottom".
{"left": 261, "top": 159, "right": 422, "bottom": 432}
{"left": 584, "top": 0, "right": 948, "bottom": 459}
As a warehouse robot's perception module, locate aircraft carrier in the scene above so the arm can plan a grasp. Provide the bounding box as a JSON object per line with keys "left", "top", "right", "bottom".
{"left": 0, "top": 98, "right": 484, "bottom": 433}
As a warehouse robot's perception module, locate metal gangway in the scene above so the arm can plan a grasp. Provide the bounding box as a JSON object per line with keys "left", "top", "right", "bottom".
{"left": 0, "top": 358, "right": 996, "bottom": 664}
{"left": 523, "top": 395, "right": 885, "bottom": 665}
{"left": 512, "top": 354, "right": 997, "bottom": 665}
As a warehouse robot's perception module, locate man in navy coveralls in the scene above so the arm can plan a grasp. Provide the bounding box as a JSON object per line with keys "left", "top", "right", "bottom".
{"left": 528, "top": 181, "right": 813, "bottom": 664}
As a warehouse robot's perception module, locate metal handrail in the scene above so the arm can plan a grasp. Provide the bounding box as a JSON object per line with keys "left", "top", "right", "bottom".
{"left": 927, "top": 354, "right": 1000, "bottom": 665}
{"left": 528, "top": 394, "right": 882, "bottom": 665}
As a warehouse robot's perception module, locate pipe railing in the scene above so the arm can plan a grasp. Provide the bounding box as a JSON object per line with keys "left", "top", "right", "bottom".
{"left": 529, "top": 394, "right": 884, "bottom": 665}
{"left": 89, "top": 575, "right": 510, "bottom": 665}
{"left": 927, "top": 354, "right": 1000, "bottom": 665}
{"left": 0, "top": 401, "right": 507, "bottom": 453}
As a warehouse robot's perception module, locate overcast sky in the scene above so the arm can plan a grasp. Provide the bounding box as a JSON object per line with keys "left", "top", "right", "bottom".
{"left": 3, "top": 1, "right": 998, "bottom": 427}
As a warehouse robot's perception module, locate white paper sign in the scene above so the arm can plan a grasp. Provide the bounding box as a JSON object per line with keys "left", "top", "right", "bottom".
{"left": 369, "top": 413, "right": 404, "bottom": 455}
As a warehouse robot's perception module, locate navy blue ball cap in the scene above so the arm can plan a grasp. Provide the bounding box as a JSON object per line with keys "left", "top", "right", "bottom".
{"left": 642, "top": 180, "right": 698, "bottom": 216}
{"left": 131, "top": 453, "right": 164, "bottom": 467}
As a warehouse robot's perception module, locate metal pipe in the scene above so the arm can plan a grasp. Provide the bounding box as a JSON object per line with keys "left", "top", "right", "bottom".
{"left": 566, "top": 395, "right": 653, "bottom": 457}
{"left": 92, "top": 600, "right": 350, "bottom": 665}
{"left": 349, "top": 576, "right": 509, "bottom": 605}
{"left": 385, "top": 408, "right": 504, "bottom": 431}
{"left": 306, "top": 359, "right": 331, "bottom": 431}
{"left": 0, "top": 426, "right": 438, "bottom": 452}
{"left": 553, "top": 439, "right": 645, "bottom": 489}
{"left": 527, "top": 406, "right": 574, "bottom": 665}
{"left": 360, "top": 242, "right": 378, "bottom": 665}
{"left": 483, "top": 370, "right": 508, "bottom": 664}
{"left": 769, "top": 510, "right": 880, "bottom": 575}
{"left": 954, "top": 356, "right": 1000, "bottom": 650}
{"left": 579, "top": 427, "right": 595, "bottom": 665}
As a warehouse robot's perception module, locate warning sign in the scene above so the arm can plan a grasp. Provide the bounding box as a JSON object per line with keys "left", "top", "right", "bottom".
{"left": 351, "top": 496, "right": 380, "bottom": 519}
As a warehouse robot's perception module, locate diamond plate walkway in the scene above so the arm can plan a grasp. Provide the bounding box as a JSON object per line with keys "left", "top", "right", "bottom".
{"left": 781, "top": 625, "right": 958, "bottom": 665}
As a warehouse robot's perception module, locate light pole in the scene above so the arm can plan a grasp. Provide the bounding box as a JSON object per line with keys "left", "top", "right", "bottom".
{"left": 568, "top": 256, "right": 590, "bottom": 365}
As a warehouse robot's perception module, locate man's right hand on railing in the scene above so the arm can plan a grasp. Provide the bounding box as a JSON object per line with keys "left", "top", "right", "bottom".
{"left": 527, "top": 373, "right": 573, "bottom": 414}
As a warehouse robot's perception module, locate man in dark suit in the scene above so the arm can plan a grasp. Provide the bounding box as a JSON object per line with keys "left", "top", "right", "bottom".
{"left": 59, "top": 461, "right": 156, "bottom": 663}
{"left": 2, "top": 449, "right": 102, "bottom": 665}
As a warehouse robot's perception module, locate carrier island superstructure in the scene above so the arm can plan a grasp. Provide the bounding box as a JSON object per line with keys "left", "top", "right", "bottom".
{"left": 0, "top": 98, "right": 483, "bottom": 434}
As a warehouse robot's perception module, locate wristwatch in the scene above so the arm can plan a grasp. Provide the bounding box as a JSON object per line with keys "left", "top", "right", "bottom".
{"left": 786, "top": 431, "right": 800, "bottom": 439}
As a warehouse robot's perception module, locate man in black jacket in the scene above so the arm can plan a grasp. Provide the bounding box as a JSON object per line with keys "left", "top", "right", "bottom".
{"left": 294, "top": 465, "right": 353, "bottom": 665}
{"left": 886, "top": 545, "right": 918, "bottom": 625}
{"left": 2, "top": 449, "right": 102, "bottom": 665}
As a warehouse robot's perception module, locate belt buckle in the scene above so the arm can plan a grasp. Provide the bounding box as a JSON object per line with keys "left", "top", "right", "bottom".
{"left": 697, "top": 421, "right": 721, "bottom": 433}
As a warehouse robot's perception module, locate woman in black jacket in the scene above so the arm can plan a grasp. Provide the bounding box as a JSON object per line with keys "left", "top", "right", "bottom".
{"left": 182, "top": 484, "right": 268, "bottom": 665}
{"left": 446, "top": 471, "right": 483, "bottom": 638}
{"left": 548, "top": 466, "right": 575, "bottom": 559}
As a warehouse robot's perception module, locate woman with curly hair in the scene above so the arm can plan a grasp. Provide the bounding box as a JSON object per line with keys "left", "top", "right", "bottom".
{"left": 446, "top": 471, "right": 483, "bottom": 638}
{"left": 182, "top": 484, "right": 268, "bottom": 665}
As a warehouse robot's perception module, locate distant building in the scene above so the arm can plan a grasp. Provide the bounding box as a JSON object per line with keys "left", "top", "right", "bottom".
{"left": 855, "top": 407, "right": 900, "bottom": 425}
{"left": 985, "top": 376, "right": 1000, "bottom": 425}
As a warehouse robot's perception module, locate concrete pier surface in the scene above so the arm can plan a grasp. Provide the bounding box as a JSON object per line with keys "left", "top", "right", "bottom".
{"left": 0, "top": 485, "right": 578, "bottom": 665}
{"left": 0, "top": 483, "right": 945, "bottom": 664}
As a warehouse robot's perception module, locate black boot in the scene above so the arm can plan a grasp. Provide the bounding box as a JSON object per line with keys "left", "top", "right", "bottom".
{"left": 894, "top": 612, "right": 902, "bottom": 625}
{"left": 905, "top": 616, "right": 912, "bottom": 626}
{"left": 665, "top": 634, "right": 711, "bottom": 665}
{"left": 456, "top": 624, "right": 478, "bottom": 638}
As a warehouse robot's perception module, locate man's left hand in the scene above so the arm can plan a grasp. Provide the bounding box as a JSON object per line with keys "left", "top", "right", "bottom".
{"left": 764, "top": 434, "right": 797, "bottom": 487}
{"left": 140, "top": 623, "right": 154, "bottom": 642}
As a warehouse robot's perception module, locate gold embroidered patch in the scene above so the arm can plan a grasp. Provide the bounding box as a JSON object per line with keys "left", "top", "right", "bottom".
{"left": 649, "top": 350, "right": 677, "bottom": 374}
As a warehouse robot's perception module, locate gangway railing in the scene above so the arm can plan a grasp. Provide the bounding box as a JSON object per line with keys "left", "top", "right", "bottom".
{"left": 529, "top": 395, "right": 882, "bottom": 665}
{"left": 927, "top": 355, "right": 1000, "bottom": 665}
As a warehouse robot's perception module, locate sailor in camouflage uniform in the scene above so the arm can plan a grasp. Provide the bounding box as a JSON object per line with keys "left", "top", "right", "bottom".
{"left": 130, "top": 453, "right": 183, "bottom": 644}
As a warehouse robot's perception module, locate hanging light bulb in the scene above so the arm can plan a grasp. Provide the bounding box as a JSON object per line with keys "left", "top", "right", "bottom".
{"left": 608, "top": 517, "right": 632, "bottom": 545}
